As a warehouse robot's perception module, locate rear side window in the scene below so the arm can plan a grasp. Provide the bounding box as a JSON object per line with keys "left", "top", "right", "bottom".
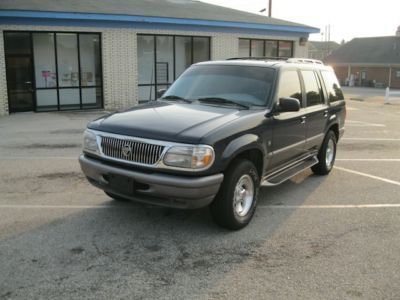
{"left": 301, "top": 70, "right": 323, "bottom": 107}
{"left": 277, "top": 70, "right": 302, "bottom": 103}
{"left": 321, "top": 70, "right": 345, "bottom": 102}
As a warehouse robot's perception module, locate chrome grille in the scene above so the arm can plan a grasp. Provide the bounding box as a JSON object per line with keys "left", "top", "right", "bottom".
{"left": 100, "top": 136, "right": 165, "bottom": 165}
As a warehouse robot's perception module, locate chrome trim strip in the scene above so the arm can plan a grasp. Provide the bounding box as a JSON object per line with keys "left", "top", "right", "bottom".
{"left": 84, "top": 129, "right": 215, "bottom": 172}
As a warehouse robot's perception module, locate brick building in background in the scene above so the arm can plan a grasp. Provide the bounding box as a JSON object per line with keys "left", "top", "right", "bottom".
{"left": 325, "top": 27, "right": 400, "bottom": 89}
{"left": 0, "top": 0, "right": 318, "bottom": 116}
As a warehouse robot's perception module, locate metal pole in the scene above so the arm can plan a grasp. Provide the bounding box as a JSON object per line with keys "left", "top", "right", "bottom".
{"left": 268, "top": 0, "right": 272, "bottom": 17}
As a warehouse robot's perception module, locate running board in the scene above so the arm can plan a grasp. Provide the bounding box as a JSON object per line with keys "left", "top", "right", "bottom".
{"left": 261, "top": 156, "right": 318, "bottom": 186}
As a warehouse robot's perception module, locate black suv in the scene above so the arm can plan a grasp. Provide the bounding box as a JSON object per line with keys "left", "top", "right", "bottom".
{"left": 79, "top": 58, "right": 346, "bottom": 230}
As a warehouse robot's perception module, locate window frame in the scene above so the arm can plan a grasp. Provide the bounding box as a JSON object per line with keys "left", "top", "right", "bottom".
{"left": 4, "top": 30, "right": 103, "bottom": 112}
{"left": 137, "top": 34, "right": 211, "bottom": 102}
{"left": 276, "top": 69, "right": 303, "bottom": 107}
{"left": 299, "top": 69, "right": 325, "bottom": 108}
{"left": 238, "top": 38, "right": 294, "bottom": 58}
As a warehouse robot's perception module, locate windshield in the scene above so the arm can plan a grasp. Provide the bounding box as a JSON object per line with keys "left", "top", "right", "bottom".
{"left": 163, "top": 65, "right": 276, "bottom": 107}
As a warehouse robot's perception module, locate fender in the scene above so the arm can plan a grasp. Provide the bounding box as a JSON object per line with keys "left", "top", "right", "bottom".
{"left": 220, "top": 134, "right": 266, "bottom": 169}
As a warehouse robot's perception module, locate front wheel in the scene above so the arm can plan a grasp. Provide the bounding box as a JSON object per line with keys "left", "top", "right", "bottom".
{"left": 311, "top": 131, "right": 337, "bottom": 175}
{"left": 210, "top": 159, "right": 260, "bottom": 230}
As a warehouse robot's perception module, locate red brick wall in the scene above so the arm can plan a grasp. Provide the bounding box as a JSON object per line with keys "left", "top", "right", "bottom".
{"left": 332, "top": 66, "right": 348, "bottom": 85}
{"left": 332, "top": 65, "right": 396, "bottom": 87}
{"left": 390, "top": 68, "right": 400, "bottom": 89}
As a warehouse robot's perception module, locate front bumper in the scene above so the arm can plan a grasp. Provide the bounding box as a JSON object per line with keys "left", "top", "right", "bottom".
{"left": 79, "top": 154, "right": 224, "bottom": 209}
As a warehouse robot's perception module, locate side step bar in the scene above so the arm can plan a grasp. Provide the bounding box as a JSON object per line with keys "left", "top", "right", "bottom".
{"left": 261, "top": 156, "right": 318, "bottom": 186}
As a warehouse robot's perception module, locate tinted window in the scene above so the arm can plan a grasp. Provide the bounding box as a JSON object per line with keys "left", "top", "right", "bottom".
{"left": 277, "top": 70, "right": 302, "bottom": 103}
{"left": 164, "top": 65, "right": 275, "bottom": 106}
{"left": 301, "top": 70, "right": 323, "bottom": 107}
{"left": 321, "top": 70, "right": 344, "bottom": 102}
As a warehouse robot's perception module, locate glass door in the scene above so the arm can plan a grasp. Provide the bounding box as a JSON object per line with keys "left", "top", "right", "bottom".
{"left": 4, "top": 33, "right": 35, "bottom": 112}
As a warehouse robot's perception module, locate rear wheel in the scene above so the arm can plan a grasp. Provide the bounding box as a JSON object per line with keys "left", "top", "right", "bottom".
{"left": 210, "top": 159, "right": 259, "bottom": 230}
{"left": 311, "top": 130, "right": 337, "bottom": 175}
{"left": 104, "top": 191, "right": 129, "bottom": 201}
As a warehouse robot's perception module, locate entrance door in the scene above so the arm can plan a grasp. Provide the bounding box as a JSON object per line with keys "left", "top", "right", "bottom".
{"left": 6, "top": 56, "right": 34, "bottom": 112}
{"left": 4, "top": 32, "right": 35, "bottom": 112}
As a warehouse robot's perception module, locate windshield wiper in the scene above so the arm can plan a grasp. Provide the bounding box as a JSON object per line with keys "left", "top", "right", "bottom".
{"left": 161, "top": 95, "right": 192, "bottom": 103}
{"left": 197, "top": 97, "right": 249, "bottom": 109}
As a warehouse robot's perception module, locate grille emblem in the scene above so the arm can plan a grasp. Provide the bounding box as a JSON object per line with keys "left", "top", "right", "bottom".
{"left": 121, "top": 143, "right": 132, "bottom": 157}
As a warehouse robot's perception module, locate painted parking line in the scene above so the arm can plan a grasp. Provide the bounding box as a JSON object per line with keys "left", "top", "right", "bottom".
{"left": 334, "top": 166, "right": 400, "bottom": 187}
{"left": 0, "top": 205, "right": 119, "bottom": 209}
{"left": 259, "top": 204, "right": 400, "bottom": 209}
{"left": 0, "top": 204, "right": 400, "bottom": 210}
{"left": 0, "top": 156, "right": 77, "bottom": 160}
{"left": 336, "top": 159, "right": 400, "bottom": 162}
{"left": 346, "top": 120, "right": 386, "bottom": 127}
{"left": 342, "top": 138, "right": 400, "bottom": 141}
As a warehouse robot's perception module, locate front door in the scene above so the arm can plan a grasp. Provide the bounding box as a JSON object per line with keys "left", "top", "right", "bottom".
{"left": 269, "top": 69, "right": 306, "bottom": 169}
{"left": 4, "top": 32, "right": 35, "bottom": 112}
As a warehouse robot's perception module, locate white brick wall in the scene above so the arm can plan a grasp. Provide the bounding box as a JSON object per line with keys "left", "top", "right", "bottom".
{"left": 0, "top": 24, "right": 308, "bottom": 116}
{"left": 0, "top": 32, "right": 7, "bottom": 116}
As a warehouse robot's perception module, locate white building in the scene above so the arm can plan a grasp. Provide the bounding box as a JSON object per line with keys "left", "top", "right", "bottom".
{"left": 0, "top": 0, "right": 318, "bottom": 116}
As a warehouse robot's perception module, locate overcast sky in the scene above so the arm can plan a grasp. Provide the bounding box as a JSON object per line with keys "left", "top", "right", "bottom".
{"left": 201, "top": 0, "right": 400, "bottom": 43}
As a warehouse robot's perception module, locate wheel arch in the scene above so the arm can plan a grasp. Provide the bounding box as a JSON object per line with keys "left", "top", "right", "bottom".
{"left": 327, "top": 123, "right": 339, "bottom": 141}
{"left": 221, "top": 134, "right": 265, "bottom": 178}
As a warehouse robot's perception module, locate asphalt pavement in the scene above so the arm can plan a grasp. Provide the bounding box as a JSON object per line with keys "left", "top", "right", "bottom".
{"left": 0, "top": 100, "right": 400, "bottom": 299}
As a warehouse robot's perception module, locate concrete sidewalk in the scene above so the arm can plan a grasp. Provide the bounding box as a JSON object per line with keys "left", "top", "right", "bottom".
{"left": 342, "top": 86, "right": 400, "bottom": 104}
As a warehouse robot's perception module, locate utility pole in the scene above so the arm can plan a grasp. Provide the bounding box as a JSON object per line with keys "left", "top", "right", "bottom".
{"left": 268, "top": 0, "right": 272, "bottom": 17}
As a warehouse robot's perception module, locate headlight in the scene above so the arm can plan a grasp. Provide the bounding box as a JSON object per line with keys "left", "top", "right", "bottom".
{"left": 83, "top": 130, "right": 99, "bottom": 154}
{"left": 163, "top": 145, "right": 214, "bottom": 170}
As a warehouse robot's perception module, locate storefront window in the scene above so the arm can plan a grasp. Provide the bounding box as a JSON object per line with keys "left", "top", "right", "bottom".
{"left": 156, "top": 36, "right": 174, "bottom": 85}
{"left": 239, "top": 39, "right": 250, "bottom": 57}
{"left": 265, "top": 40, "right": 278, "bottom": 57}
{"left": 79, "top": 34, "right": 101, "bottom": 87}
{"left": 278, "top": 41, "right": 293, "bottom": 58}
{"left": 239, "top": 39, "right": 294, "bottom": 58}
{"left": 193, "top": 37, "right": 210, "bottom": 63}
{"left": 175, "top": 36, "right": 192, "bottom": 78}
{"left": 36, "top": 90, "right": 58, "bottom": 112}
{"left": 33, "top": 33, "right": 56, "bottom": 88}
{"left": 4, "top": 31, "right": 103, "bottom": 112}
{"left": 251, "top": 40, "right": 264, "bottom": 57}
{"left": 56, "top": 34, "right": 79, "bottom": 88}
{"left": 138, "top": 35, "right": 211, "bottom": 102}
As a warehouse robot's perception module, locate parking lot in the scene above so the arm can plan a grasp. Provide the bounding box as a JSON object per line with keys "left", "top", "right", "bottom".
{"left": 1, "top": 99, "right": 400, "bottom": 299}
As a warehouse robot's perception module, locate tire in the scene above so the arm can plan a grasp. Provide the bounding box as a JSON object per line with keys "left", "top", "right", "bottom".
{"left": 311, "top": 130, "right": 337, "bottom": 175}
{"left": 104, "top": 191, "right": 129, "bottom": 201}
{"left": 210, "top": 159, "right": 260, "bottom": 230}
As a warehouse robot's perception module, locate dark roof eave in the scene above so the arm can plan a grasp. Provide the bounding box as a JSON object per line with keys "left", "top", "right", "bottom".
{"left": 0, "top": 10, "right": 320, "bottom": 34}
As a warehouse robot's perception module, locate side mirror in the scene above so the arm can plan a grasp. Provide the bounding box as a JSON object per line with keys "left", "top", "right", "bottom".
{"left": 156, "top": 88, "right": 167, "bottom": 99}
{"left": 278, "top": 97, "right": 300, "bottom": 112}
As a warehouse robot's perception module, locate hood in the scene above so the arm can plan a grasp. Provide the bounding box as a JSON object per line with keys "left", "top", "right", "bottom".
{"left": 88, "top": 101, "right": 242, "bottom": 144}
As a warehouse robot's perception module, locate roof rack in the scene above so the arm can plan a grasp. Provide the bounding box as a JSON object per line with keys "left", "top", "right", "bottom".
{"left": 226, "top": 57, "right": 324, "bottom": 65}
{"left": 287, "top": 58, "right": 324, "bottom": 65}
{"left": 226, "top": 56, "right": 287, "bottom": 61}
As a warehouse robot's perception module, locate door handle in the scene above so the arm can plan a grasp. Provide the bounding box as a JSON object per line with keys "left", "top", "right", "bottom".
{"left": 300, "top": 116, "right": 306, "bottom": 124}
{"left": 323, "top": 110, "right": 329, "bottom": 117}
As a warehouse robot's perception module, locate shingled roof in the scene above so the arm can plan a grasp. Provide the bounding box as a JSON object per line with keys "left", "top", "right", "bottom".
{"left": 325, "top": 36, "right": 400, "bottom": 65}
{"left": 0, "top": 0, "right": 318, "bottom": 31}
{"left": 309, "top": 41, "right": 340, "bottom": 52}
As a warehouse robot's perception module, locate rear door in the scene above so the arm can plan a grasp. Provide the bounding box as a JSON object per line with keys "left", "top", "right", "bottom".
{"left": 269, "top": 69, "right": 306, "bottom": 169}
{"left": 300, "top": 69, "right": 329, "bottom": 152}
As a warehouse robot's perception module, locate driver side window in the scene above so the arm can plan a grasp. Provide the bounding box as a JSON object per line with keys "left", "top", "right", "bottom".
{"left": 277, "top": 70, "right": 302, "bottom": 105}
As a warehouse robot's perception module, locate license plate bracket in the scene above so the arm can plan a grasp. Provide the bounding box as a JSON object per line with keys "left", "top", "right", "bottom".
{"left": 108, "top": 174, "right": 134, "bottom": 195}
